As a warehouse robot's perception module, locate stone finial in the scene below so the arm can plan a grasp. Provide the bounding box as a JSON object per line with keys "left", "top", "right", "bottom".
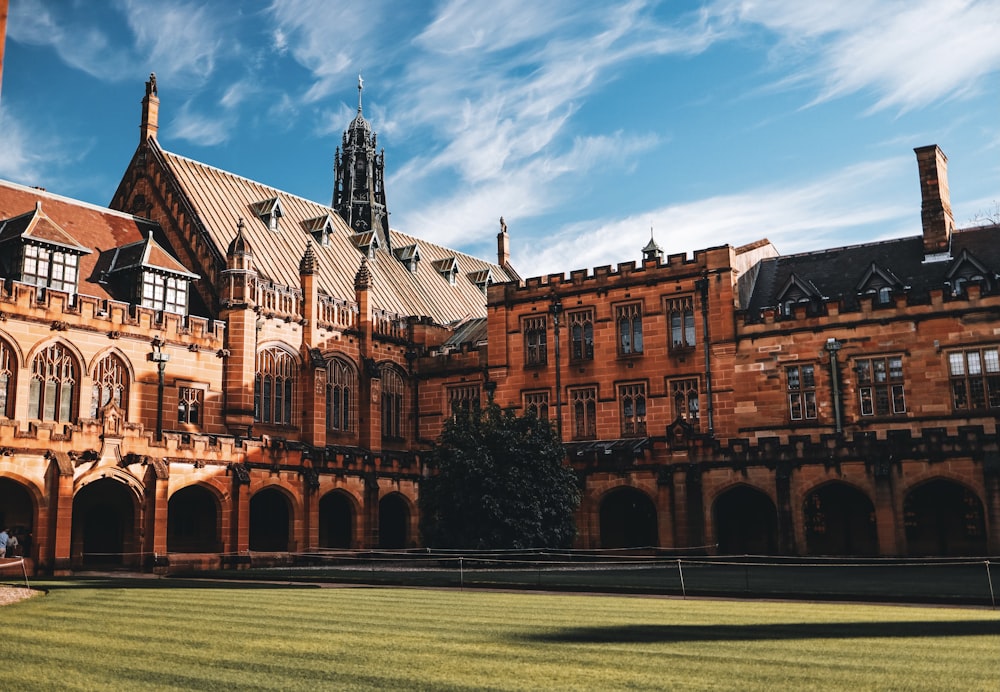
{"left": 299, "top": 240, "right": 317, "bottom": 275}
{"left": 354, "top": 256, "right": 371, "bottom": 290}
{"left": 141, "top": 73, "right": 160, "bottom": 142}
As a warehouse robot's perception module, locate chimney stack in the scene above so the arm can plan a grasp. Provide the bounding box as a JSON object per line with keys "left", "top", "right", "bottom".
{"left": 914, "top": 145, "right": 953, "bottom": 258}
{"left": 497, "top": 216, "right": 510, "bottom": 267}
{"left": 140, "top": 73, "right": 159, "bottom": 143}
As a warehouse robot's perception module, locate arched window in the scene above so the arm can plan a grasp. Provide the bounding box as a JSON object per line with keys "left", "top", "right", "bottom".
{"left": 91, "top": 353, "right": 129, "bottom": 418}
{"left": 254, "top": 347, "right": 296, "bottom": 425}
{"left": 0, "top": 339, "right": 15, "bottom": 418}
{"left": 29, "top": 342, "right": 78, "bottom": 422}
{"left": 381, "top": 365, "right": 405, "bottom": 440}
{"left": 326, "top": 358, "right": 356, "bottom": 432}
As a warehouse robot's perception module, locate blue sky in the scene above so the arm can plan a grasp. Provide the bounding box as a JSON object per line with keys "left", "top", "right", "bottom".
{"left": 1, "top": 0, "right": 998, "bottom": 278}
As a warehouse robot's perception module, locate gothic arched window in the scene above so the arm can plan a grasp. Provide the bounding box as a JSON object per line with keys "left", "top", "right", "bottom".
{"left": 381, "top": 365, "right": 406, "bottom": 440}
{"left": 254, "top": 347, "right": 296, "bottom": 426}
{"left": 91, "top": 353, "right": 129, "bottom": 418}
{"left": 0, "top": 339, "right": 16, "bottom": 418}
{"left": 29, "top": 342, "right": 79, "bottom": 422}
{"left": 326, "top": 358, "right": 356, "bottom": 432}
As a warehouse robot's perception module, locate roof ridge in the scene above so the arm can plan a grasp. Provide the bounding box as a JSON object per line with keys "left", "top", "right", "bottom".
{"left": 767, "top": 234, "right": 923, "bottom": 262}
{"left": 0, "top": 179, "right": 159, "bottom": 226}
{"left": 159, "top": 147, "right": 334, "bottom": 215}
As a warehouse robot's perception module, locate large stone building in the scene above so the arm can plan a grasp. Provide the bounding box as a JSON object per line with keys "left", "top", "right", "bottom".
{"left": 0, "top": 76, "right": 996, "bottom": 574}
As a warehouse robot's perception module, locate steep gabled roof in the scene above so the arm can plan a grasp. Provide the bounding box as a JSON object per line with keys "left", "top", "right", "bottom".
{"left": 0, "top": 201, "right": 93, "bottom": 254}
{"left": 745, "top": 224, "right": 1000, "bottom": 316}
{"left": 145, "top": 141, "right": 517, "bottom": 324}
{"left": 0, "top": 179, "right": 162, "bottom": 301}
{"left": 109, "top": 231, "right": 199, "bottom": 278}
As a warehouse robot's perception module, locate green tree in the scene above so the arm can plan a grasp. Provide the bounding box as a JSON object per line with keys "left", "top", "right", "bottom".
{"left": 419, "top": 402, "right": 581, "bottom": 549}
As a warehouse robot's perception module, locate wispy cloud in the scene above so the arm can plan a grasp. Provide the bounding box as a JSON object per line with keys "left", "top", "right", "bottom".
{"left": 0, "top": 108, "right": 51, "bottom": 183}
{"left": 120, "top": 0, "right": 225, "bottom": 85}
{"left": 8, "top": 0, "right": 229, "bottom": 86}
{"left": 169, "top": 102, "right": 234, "bottom": 147}
{"left": 516, "top": 156, "right": 915, "bottom": 278}
{"left": 713, "top": 0, "right": 1000, "bottom": 112}
{"left": 265, "top": 0, "right": 384, "bottom": 103}
{"left": 380, "top": 1, "right": 729, "bottom": 243}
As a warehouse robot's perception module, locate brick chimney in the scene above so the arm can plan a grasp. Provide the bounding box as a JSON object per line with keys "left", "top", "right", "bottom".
{"left": 914, "top": 145, "right": 953, "bottom": 257}
{"left": 140, "top": 73, "right": 159, "bottom": 143}
{"left": 497, "top": 216, "right": 510, "bottom": 267}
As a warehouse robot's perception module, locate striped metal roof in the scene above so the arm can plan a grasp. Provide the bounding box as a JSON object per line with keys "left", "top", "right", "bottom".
{"left": 155, "top": 142, "right": 518, "bottom": 324}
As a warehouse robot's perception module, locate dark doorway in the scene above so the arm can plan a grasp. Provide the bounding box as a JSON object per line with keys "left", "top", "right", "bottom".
{"left": 249, "top": 488, "right": 290, "bottom": 551}
{"left": 319, "top": 491, "right": 354, "bottom": 548}
{"left": 904, "top": 480, "right": 987, "bottom": 556}
{"left": 599, "top": 487, "right": 658, "bottom": 549}
{"left": 0, "top": 477, "right": 35, "bottom": 558}
{"left": 378, "top": 494, "right": 409, "bottom": 549}
{"left": 168, "top": 485, "right": 219, "bottom": 553}
{"left": 72, "top": 479, "right": 137, "bottom": 567}
{"left": 804, "top": 483, "right": 878, "bottom": 556}
{"left": 713, "top": 485, "right": 777, "bottom": 555}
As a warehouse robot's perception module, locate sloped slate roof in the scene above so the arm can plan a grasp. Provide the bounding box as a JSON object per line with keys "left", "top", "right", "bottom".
{"left": 442, "top": 317, "right": 488, "bottom": 348}
{"left": 745, "top": 224, "right": 1000, "bottom": 316}
{"left": 0, "top": 179, "right": 166, "bottom": 301}
{"left": 109, "top": 232, "right": 199, "bottom": 278}
{"left": 153, "top": 142, "right": 518, "bottom": 324}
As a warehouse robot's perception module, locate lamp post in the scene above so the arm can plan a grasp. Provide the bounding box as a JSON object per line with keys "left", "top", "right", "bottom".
{"left": 825, "top": 338, "right": 843, "bottom": 434}
{"left": 149, "top": 336, "right": 170, "bottom": 441}
{"left": 550, "top": 297, "right": 563, "bottom": 442}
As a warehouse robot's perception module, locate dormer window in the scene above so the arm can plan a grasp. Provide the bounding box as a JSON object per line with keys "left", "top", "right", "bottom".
{"left": 350, "top": 231, "right": 379, "bottom": 259}
{"left": 776, "top": 272, "right": 823, "bottom": 319}
{"left": 393, "top": 244, "right": 421, "bottom": 273}
{"left": 304, "top": 215, "right": 336, "bottom": 247}
{"left": 23, "top": 244, "right": 80, "bottom": 294}
{"left": 142, "top": 271, "right": 188, "bottom": 314}
{"left": 250, "top": 197, "right": 284, "bottom": 232}
{"left": 945, "top": 250, "right": 992, "bottom": 297}
{"left": 0, "top": 202, "right": 92, "bottom": 298}
{"left": 433, "top": 257, "right": 458, "bottom": 285}
{"left": 468, "top": 268, "right": 493, "bottom": 294}
{"left": 105, "top": 231, "right": 198, "bottom": 316}
{"left": 856, "top": 262, "right": 902, "bottom": 307}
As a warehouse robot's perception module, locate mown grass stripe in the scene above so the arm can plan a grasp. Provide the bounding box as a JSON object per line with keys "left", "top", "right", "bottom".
{"left": 4, "top": 582, "right": 998, "bottom": 691}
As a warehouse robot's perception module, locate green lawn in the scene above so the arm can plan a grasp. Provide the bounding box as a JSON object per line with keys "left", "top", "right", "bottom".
{"left": 3, "top": 579, "right": 999, "bottom": 690}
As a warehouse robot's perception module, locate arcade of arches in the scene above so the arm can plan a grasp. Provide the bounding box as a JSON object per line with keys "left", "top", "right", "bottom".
{"left": 0, "top": 467, "right": 993, "bottom": 573}
{"left": 588, "top": 475, "right": 991, "bottom": 557}
{"left": 0, "top": 469, "right": 418, "bottom": 574}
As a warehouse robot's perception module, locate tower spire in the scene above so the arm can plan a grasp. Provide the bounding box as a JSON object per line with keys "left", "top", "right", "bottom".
{"left": 333, "top": 77, "right": 391, "bottom": 251}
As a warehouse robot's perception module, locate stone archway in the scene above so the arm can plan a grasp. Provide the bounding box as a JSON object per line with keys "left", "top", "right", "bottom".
{"left": 803, "top": 482, "right": 878, "bottom": 556}
{"left": 904, "top": 479, "right": 987, "bottom": 556}
{"left": 319, "top": 491, "right": 355, "bottom": 549}
{"left": 72, "top": 478, "right": 140, "bottom": 568}
{"left": 168, "top": 485, "right": 220, "bottom": 553}
{"left": 0, "top": 477, "right": 36, "bottom": 559}
{"left": 713, "top": 485, "right": 777, "bottom": 555}
{"left": 249, "top": 487, "right": 291, "bottom": 552}
{"left": 599, "top": 487, "right": 658, "bottom": 549}
{"left": 378, "top": 493, "right": 409, "bottom": 549}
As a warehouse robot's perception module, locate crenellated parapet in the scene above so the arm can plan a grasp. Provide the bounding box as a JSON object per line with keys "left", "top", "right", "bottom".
{"left": 0, "top": 281, "right": 224, "bottom": 346}
{"left": 491, "top": 245, "right": 735, "bottom": 305}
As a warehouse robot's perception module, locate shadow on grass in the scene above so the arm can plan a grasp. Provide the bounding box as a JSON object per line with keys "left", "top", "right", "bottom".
{"left": 525, "top": 620, "right": 1000, "bottom": 644}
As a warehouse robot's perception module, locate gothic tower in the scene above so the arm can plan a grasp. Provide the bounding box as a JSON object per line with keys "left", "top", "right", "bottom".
{"left": 332, "top": 76, "right": 390, "bottom": 250}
